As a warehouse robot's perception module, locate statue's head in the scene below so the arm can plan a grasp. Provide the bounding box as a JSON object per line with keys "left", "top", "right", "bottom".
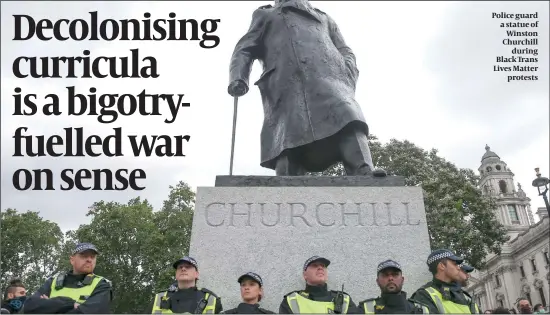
{"left": 275, "top": 0, "right": 309, "bottom": 4}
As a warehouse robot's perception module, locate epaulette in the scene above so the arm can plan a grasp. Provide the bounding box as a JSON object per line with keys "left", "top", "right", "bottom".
{"left": 462, "top": 289, "right": 473, "bottom": 298}
{"left": 100, "top": 277, "right": 113, "bottom": 287}
{"left": 283, "top": 290, "right": 305, "bottom": 297}
{"left": 330, "top": 290, "right": 351, "bottom": 296}
{"left": 408, "top": 298, "right": 428, "bottom": 306}
{"left": 198, "top": 287, "right": 219, "bottom": 298}
{"left": 258, "top": 4, "right": 273, "bottom": 9}
{"left": 155, "top": 289, "right": 170, "bottom": 295}
{"left": 359, "top": 297, "right": 378, "bottom": 303}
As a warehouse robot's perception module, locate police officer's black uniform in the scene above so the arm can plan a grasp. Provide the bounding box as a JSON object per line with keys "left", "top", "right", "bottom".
{"left": 358, "top": 260, "right": 429, "bottom": 314}
{"left": 23, "top": 243, "right": 113, "bottom": 314}
{"left": 155, "top": 284, "right": 222, "bottom": 314}
{"left": 359, "top": 293, "right": 428, "bottom": 314}
{"left": 279, "top": 256, "right": 360, "bottom": 314}
{"left": 222, "top": 303, "right": 274, "bottom": 314}
{"left": 151, "top": 257, "right": 223, "bottom": 314}
{"left": 410, "top": 249, "right": 480, "bottom": 314}
{"left": 222, "top": 272, "right": 275, "bottom": 314}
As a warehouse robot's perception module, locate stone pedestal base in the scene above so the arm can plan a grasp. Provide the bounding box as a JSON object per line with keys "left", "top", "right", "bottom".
{"left": 188, "top": 176, "right": 432, "bottom": 312}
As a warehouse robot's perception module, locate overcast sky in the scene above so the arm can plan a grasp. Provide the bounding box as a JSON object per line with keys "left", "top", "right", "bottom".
{"left": 1, "top": 1, "right": 548, "bottom": 232}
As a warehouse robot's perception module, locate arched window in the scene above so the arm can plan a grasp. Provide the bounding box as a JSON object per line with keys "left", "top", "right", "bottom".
{"left": 499, "top": 180, "right": 507, "bottom": 194}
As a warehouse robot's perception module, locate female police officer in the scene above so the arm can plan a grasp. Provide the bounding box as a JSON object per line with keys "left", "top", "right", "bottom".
{"left": 222, "top": 272, "right": 275, "bottom": 314}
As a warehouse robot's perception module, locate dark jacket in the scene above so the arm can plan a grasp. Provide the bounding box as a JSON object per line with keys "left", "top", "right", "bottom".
{"left": 228, "top": 0, "right": 368, "bottom": 171}
{"left": 279, "top": 283, "right": 360, "bottom": 314}
{"left": 23, "top": 271, "right": 112, "bottom": 314}
{"left": 358, "top": 292, "right": 429, "bottom": 314}
{"left": 151, "top": 286, "right": 223, "bottom": 314}
{"left": 222, "top": 303, "right": 275, "bottom": 314}
{"left": 1, "top": 297, "right": 27, "bottom": 314}
{"left": 410, "top": 278, "right": 476, "bottom": 314}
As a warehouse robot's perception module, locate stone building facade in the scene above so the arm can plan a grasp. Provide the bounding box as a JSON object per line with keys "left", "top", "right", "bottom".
{"left": 466, "top": 146, "right": 549, "bottom": 311}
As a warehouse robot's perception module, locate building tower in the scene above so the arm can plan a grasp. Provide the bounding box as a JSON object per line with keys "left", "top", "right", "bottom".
{"left": 478, "top": 145, "right": 534, "bottom": 239}
{"left": 468, "top": 146, "right": 549, "bottom": 312}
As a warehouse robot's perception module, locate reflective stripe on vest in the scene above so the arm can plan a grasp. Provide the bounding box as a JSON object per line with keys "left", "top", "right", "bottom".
{"left": 362, "top": 299, "right": 429, "bottom": 314}
{"left": 286, "top": 292, "right": 350, "bottom": 313}
{"left": 49, "top": 275, "right": 103, "bottom": 304}
{"left": 363, "top": 300, "right": 375, "bottom": 314}
{"left": 151, "top": 291, "right": 217, "bottom": 314}
{"left": 425, "top": 287, "right": 478, "bottom": 314}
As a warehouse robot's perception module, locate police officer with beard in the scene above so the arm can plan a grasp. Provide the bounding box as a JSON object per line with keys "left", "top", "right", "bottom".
{"left": 279, "top": 256, "right": 359, "bottom": 314}
{"left": 151, "top": 256, "right": 223, "bottom": 314}
{"left": 457, "top": 264, "right": 474, "bottom": 287}
{"left": 23, "top": 243, "right": 112, "bottom": 314}
{"left": 358, "top": 260, "right": 429, "bottom": 314}
{"left": 411, "top": 249, "right": 480, "bottom": 314}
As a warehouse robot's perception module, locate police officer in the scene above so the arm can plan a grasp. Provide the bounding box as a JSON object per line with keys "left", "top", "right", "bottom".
{"left": 358, "top": 260, "right": 429, "bottom": 314}
{"left": 23, "top": 243, "right": 113, "bottom": 314}
{"left": 151, "top": 256, "right": 222, "bottom": 314}
{"left": 457, "top": 264, "right": 474, "bottom": 287}
{"left": 222, "top": 272, "right": 275, "bottom": 314}
{"left": 410, "top": 249, "right": 480, "bottom": 314}
{"left": 279, "top": 255, "right": 359, "bottom": 314}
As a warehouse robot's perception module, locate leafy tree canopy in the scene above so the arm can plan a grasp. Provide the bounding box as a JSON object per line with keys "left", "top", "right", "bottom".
{"left": 311, "top": 135, "right": 509, "bottom": 269}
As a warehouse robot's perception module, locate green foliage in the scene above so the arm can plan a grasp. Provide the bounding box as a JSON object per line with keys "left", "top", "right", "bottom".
{"left": 1, "top": 209, "right": 64, "bottom": 293}
{"left": 313, "top": 136, "right": 509, "bottom": 269}
{"left": 1, "top": 181, "right": 195, "bottom": 314}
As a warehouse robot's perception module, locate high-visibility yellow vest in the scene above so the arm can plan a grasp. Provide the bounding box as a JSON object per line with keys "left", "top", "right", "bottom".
{"left": 285, "top": 291, "right": 350, "bottom": 313}
{"left": 361, "top": 299, "right": 430, "bottom": 313}
{"left": 424, "top": 287, "right": 480, "bottom": 314}
{"left": 49, "top": 273, "right": 103, "bottom": 304}
{"left": 151, "top": 289, "right": 217, "bottom": 314}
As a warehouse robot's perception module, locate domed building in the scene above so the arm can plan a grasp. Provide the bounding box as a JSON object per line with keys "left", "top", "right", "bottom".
{"left": 466, "top": 145, "right": 549, "bottom": 311}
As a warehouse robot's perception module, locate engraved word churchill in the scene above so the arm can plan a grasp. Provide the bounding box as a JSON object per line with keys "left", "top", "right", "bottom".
{"left": 204, "top": 202, "right": 422, "bottom": 228}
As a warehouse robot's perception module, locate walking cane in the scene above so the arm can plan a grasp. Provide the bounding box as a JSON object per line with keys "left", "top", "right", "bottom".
{"left": 229, "top": 96, "right": 238, "bottom": 175}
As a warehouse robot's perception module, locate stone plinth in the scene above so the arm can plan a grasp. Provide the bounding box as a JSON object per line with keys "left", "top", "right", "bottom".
{"left": 215, "top": 175, "right": 405, "bottom": 187}
{"left": 188, "top": 177, "right": 432, "bottom": 312}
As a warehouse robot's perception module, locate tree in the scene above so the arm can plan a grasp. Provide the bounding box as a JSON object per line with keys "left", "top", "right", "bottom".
{"left": 0, "top": 209, "right": 64, "bottom": 293}
{"left": 152, "top": 181, "right": 196, "bottom": 293}
{"left": 312, "top": 136, "right": 509, "bottom": 269}
{"left": 64, "top": 181, "right": 196, "bottom": 313}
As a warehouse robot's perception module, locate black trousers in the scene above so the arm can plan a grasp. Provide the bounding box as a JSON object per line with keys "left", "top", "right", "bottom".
{"left": 274, "top": 124, "right": 374, "bottom": 176}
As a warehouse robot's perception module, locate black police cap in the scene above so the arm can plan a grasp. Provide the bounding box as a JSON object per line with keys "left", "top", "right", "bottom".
{"left": 377, "top": 259, "right": 402, "bottom": 273}
{"left": 238, "top": 272, "right": 263, "bottom": 286}
{"left": 303, "top": 256, "right": 330, "bottom": 271}
{"left": 427, "top": 249, "right": 464, "bottom": 267}
{"left": 173, "top": 256, "right": 198, "bottom": 270}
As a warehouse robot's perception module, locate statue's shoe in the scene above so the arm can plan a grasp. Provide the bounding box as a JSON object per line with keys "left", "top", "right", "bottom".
{"left": 372, "top": 167, "right": 387, "bottom": 177}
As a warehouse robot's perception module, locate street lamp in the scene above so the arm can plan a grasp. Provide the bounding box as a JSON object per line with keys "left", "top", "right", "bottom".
{"left": 532, "top": 167, "right": 550, "bottom": 217}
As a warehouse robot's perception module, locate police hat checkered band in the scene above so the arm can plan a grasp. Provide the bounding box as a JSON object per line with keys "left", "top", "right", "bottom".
{"left": 303, "top": 256, "right": 330, "bottom": 271}
{"left": 73, "top": 243, "right": 98, "bottom": 255}
{"left": 427, "top": 250, "right": 462, "bottom": 265}
{"left": 377, "top": 260, "right": 402, "bottom": 272}
{"left": 173, "top": 256, "right": 198, "bottom": 269}
{"left": 238, "top": 272, "right": 263, "bottom": 286}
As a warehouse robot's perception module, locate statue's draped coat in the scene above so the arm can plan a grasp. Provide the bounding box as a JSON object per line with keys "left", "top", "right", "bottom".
{"left": 229, "top": 0, "right": 368, "bottom": 171}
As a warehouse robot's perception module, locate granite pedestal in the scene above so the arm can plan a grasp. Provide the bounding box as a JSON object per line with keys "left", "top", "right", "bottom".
{"left": 188, "top": 176, "right": 432, "bottom": 312}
